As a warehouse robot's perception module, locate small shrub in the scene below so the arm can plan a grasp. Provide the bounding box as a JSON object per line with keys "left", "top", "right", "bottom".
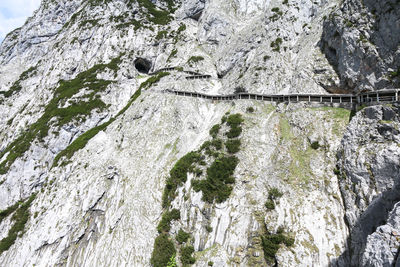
{"left": 234, "top": 86, "right": 246, "bottom": 94}
{"left": 265, "top": 200, "right": 275, "bottom": 210}
{"left": 205, "top": 225, "right": 213, "bottom": 232}
{"left": 271, "top": 37, "right": 283, "bottom": 52}
{"left": 176, "top": 229, "right": 190, "bottom": 244}
{"left": 208, "top": 261, "right": 214, "bottom": 266}
{"left": 157, "top": 209, "right": 181, "bottom": 233}
{"left": 162, "top": 152, "right": 201, "bottom": 208}
{"left": 226, "top": 114, "right": 244, "bottom": 138}
{"left": 268, "top": 188, "right": 283, "bottom": 200}
{"left": 225, "top": 139, "right": 241, "bottom": 154}
{"left": 187, "top": 56, "right": 204, "bottom": 64}
{"left": 150, "top": 233, "right": 176, "bottom": 267}
{"left": 246, "top": 107, "right": 255, "bottom": 113}
{"left": 180, "top": 245, "right": 196, "bottom": 265}
{"left": 192, "top": 156, "right": 238, "bottom": 203}
{"left": 310, "top": 141, "right": 320, "bottom": 150}
{"left": 261, "top": 230, "right": 294, "bottom": 264}
{"left": 209, "top": 124, "right": 221, "bottom": 138}
{"left": 211, "top": 139, "right": 223, "bottom": 150}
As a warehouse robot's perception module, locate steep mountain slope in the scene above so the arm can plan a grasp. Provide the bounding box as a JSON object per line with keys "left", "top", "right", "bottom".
{"left": 0, "top": 0, "right": 398, "bottom": 266}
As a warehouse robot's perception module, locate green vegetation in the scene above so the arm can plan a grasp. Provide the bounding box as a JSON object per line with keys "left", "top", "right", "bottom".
{"left": 167, "top": 254, "right": 177, "bottom": 267}
{"left": 192, "top": 156, "right": 238, "bottom": 203}
{"left": 310, "top": 141, "right": 320, "bottom": 150}
{"left": 211, "top": 139, "right": 223, "bottom": 150}
{"left": 225, "top": 139, "right": 241, "bottom": 154}
{"left": 0, "top": 66, "right": 37, "bottom": 98}
{"left": 265, "top": 188, "right": 283, "bottom": 210}
{"left": 0, "top": 194, "right": 36, "bottom": 254}
{"left": 246, "top": 106, "right": 255, "bottom": 113}
{"left": 167, "top": 49, "right": 178, "bottom": 62}
{"left": 209, "top": 124, "right": 221, "bottom": 138}
{"left": 176, "top": 229, "right": 190, "bottom": 244}
{"left": 208, "top": 261, "right": 214, "bottom": 266}
{"left": 156, "top": 30, "right": 168, "bottom": 40}
{"left": 0, "top": 202, "right": 20, "bottom": 224}
{"left": 54, "top": 88, "right": 141, "bottom": 166}
{"left": 162, "top": 152, "right": 202, "bottom": 208}
{"left": 271, "top": 37, "right": 283, "bottom": 52}
{"left": 262, "top": 227, "right": 294, "bottom": 264}
{"left": 180, "top": 245, "right": 196, "bottom": 265}
{"left": 150, "top": 233, "right": 176, "bottom": 267}
{"left": 187, "top": 56, "right": 204, "bottom": 64}
{"left": 205, "top": 225, "right": 213, "bottom": 232}
{"left": 0, "top": 57, "right": 122, "bottom": 174}
{"left": 157, "top": 209, "right": 181, "bottom": 233}
{"left": 139, "top": 72, "right": 170, "bottom": 90}
{"left": 226, "top": 114, "right": 244, "bottom": 138}
{"left": 389, "top": 67, "right": 400, "bottom": 80}
{"left": 270, "top": 7, "right": 283, "bottom": 21}
{"left": 132, "top": 0, "right": 177, "bottom": 25}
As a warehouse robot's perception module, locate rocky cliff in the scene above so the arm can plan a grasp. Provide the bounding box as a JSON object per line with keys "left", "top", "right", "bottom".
{"left": 0, "top": 0, "right": 398, "bottom": 266}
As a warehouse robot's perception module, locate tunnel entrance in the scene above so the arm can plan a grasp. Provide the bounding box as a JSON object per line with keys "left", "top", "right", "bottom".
{"left": 134, "top": 58, "right": 152, "bottom": 74}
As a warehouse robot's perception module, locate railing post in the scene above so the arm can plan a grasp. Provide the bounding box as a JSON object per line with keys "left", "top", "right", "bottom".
{"left": 396, "top": 91, "right": 399, "bottom": 101}
{"left": 297, "top": 96, "right": 299, "bottom": 102}
{"left": 320, "top": 96, "right": 322, "bottom": 103}
{"left": 377, "top": 92, "right": 379, "bottom": 102}
{"left": 340, "top": 96, "right": 342, "bottom": 103}
{"left": 330, "top": 96, "right": 333, "bottom": 103}
{"left": 308, "top": 96, "right": 311, "bottom": 102}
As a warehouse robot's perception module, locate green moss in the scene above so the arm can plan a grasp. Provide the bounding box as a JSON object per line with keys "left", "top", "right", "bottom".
{"left": 150, "top": 233, "right": 176, "bottom": 267}
{"left": 156, "top": 30, "right": 168, "bottom": 40}
{"left": 176, "top": 229, "right": 190, "bottom": 244}
{"left": 0, "top": 57, "right": 122, "bottom": 174}
{"left": 180, "top": 245, "right": 196, "bottom": 265}
{"left": 0, "top": 194, "right": 36, "bottom": 254}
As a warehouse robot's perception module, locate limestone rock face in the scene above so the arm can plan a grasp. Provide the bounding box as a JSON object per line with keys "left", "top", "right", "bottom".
{"left": 0, "top": 0, "right": 398, "bottom": 266}
{"left": 337, "top": 104, "right": 400, "bottom": 266}
{"left": 321, "top": 0, "right": 400, "bottom": 92}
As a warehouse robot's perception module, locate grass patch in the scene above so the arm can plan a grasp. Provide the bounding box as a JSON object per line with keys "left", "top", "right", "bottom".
{"left": 139, "top": 72, "right": 170, "bottom": 90}
{"left": 0, "top": 194, "right": 36, "bottom": 254}
{"left": 265, "top": 188, "right": 283, "bottom": 210}
{"left": 150, "top": 233, "right": 176, "bottom": 267}
{"left": 53, "top": 88, "right": 142, "bottom": 166}
{"left": 0, "top": 57, "right": 122, "bottom": 174}
{"left": 0, "top": 66, "right": 37, "bottom": 98}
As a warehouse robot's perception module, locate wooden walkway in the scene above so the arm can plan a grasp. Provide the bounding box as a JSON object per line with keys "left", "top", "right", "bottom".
{"left": 164, "top": 89, "right": 400, "bottom": 104}
{"left": 147, "top": 66, "right": 400, "bottom": 104}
